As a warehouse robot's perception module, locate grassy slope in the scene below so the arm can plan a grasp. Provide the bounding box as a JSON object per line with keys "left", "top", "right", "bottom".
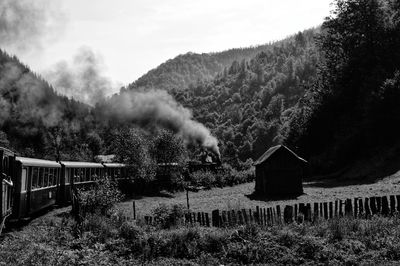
{"left": 119, "top": 170, "right": 400, "bottom": 218}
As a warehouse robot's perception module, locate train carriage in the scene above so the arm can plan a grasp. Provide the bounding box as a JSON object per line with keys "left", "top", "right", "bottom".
{"left": 1, "top": 148, "right": 15, "bottom": 225}
{"left": 12, "top": 157, "right": 61, "bottom": 219}
{"left": 59, "top": 161, "right": 105, "bottom": 205}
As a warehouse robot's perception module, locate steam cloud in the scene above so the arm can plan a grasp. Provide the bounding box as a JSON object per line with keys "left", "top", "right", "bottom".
{"left": 45, "top": 47, "right": 120, "bottom": 106}
{"left": 108, "top": 89, "right": 220, "bottom": 157}
{"left": 0, "top": 0, "right": 66, "bottom": 52}
{"left": 0, "top": 0, "right": 220, "bottom": 156}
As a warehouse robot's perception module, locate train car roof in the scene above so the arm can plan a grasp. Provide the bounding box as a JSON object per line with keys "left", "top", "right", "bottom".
{"left": 60, "top": 161, "right": 104, "bottom": 168}
{"left": 16, "top": 157, "right": 61, "bottom": 168}
{"left": 102, "top": 163, "right": 126, "bottom": 168}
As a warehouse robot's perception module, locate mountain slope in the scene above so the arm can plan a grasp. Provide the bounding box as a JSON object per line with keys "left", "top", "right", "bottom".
{"left": 128, "top": 32, "right": 318, "bottom": 92}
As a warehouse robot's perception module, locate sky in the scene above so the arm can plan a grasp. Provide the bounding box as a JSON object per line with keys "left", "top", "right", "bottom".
{"left": 5, "top": 0, "right": 333, "bottom": 89}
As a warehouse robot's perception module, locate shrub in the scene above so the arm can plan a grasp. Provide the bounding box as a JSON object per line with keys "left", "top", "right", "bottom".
{"left": 189, "top": 170, "right": 215, "bottom": 189}
{"left": 152, "top": 203, "right": 187, "bottom": 229}
{"left": 76, "top": 176, "right": 122, "bottom": 218}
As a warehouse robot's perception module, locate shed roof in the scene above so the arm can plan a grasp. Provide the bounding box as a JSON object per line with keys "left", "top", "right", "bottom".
{"left": 16, "top": 157, "right": 61, "bottom": 168}
{"left": 254, "top": 145, "right": 307, "bottom": 166}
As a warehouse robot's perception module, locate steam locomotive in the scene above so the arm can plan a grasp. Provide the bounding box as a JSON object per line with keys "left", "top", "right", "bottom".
{"left": 0, "top": 147, "right": 127, "bottom": 227}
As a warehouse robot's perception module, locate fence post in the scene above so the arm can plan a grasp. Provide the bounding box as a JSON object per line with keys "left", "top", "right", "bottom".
{"left": 313, "top": 202, "right": 319, "bottom": 222}
{"left": 319, "top": 202, "right": 324, "bottom": 218}
{"left": 381, "top": 196, "right": 389, "bottom": 216}
{"left": 334, "top": 200, "right": 339, "bottom": 217}
{"left": 323, "top": 202, "right": 329, "bottom": 219}
{"left": 238, "top": 210, "right": 244, "bottom": 225}
{"left": 205, "top": 213, "right": 210, "bottom": 227}
{"left": 242, "top": 209, "right": 248, "bottom": 224}
{"left": 345, "top": 199, "right": 353, "bottom": 216}
{"left": 354, "top": 198, "right": 358, "bottom": 218}
{"left": 396, "top": 195, "right": 400, "bottom": 212}
{"left": 267, "top": 208, "right": 272, "bottom": 226}
{"left": 255, "top": 206, "right": 260, "bottom": 225}
{"left": 370, "top": 197, "right": 377, "bottom": 215}
{"left": 390, "top": 195, "right": 396, "bottom": 215}
{"left": 364, "top": 197, "right": 371, "bottom": 217}
{"left": 339, "top": 200, "right": 344, "bottom": 217}
{"left": 212, "top": 209, "right": 220, "bottom": 227}
{"left": 329, "top": 202, "right": 333, "bottom": 219}
{"left": 376, "top": 197, "right": 382, "bottom": 213}
{"left": 284, "top": 205, "right": 294, "bottom": 224}
{"left": 305, "top": 203, "right": 312, "bottom": 221}
{"left": 276, "top": 205, "right": 281, "bottom": 224}
{"left": 358, "top": 198, "right": 364, "bottom": 217}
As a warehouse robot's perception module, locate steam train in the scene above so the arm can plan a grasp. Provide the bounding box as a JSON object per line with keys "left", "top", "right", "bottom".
{"left": 0, "top": 147, "right": 127, "bottom": 227}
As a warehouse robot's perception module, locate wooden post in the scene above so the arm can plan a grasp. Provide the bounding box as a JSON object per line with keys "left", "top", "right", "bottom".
{"left": 212, "top": 210, "right": 220, "bottom": 227}
{"left": 364, "top": 197, "right": 371, "bottom": 217}
{"left": 305, "top": 203, "right": 312, "bottom": 221}
{"left": 376, "top": 197, "right": 382, "bottom": 213}
{"left": 358, "top": 198, "right": 364, "bottom": 217}
{"left": 354, "top": 198, "right": 358, "bottom": 218}
{"left": 329, "top": 202, "right": 333, "bottom": 219}
{"left": 197, "top": 212, "right": 202, "bottom": 225}
{"left": 242, "top": 209, "right": 248, "bottom": 224}
{"left": 313, "top": 202, "right": 319, "bottom": 222}
{"left": 205, "top": 213, "right": 210, "bottom": 227}
{"left": 276, "top": 205, "right": 281, "bottom": 224}
{"left": 284, "top": 205, "right": 294, "bottom": 224}
{"left": 255, "top": 206, "right": 260, "bottom": 224}
{"left": 222, "top": 211, "right": 227, "bottom": 226}
{"left": 132, "top": 201, "right": 136, "bottom": 220}
{"left": 202, "top": 212, "right": 206, "bottom": 226}
{"left": 266, "top": 208, "right": 271, "bottom": 225}
{"left": 319, "top": 202, "right": 324, "bottom": 217}
{"left": 345, "top": 199, "right": 353, "bottom": 216}
{"left": 381, "top": 196, "right": 389, "bottom": 216}
{"left": 299, "top": 203, "right": 305, "bottom": 217}
{"left": 248, "top": 209, "right": 253, "bottom": 223}
{"left": 323, "top": 202, "right": 328, "bottom": 219}
{"left": 370, "top": 197, "right": 377, "bottom": 215}
{"left": 396, "top": 195, "right": 400, "bottom": 212}
{"left": 238, "top": 210, "right": 244, "bottom": 225}
{"left": 339, "top": 200, "right": 344, "bottom": 217}
{"left": 390, "top": 195, "right": 396, "bottom": 215}
{"left": 334, "top": 200, "right": 339, "bottom": 217}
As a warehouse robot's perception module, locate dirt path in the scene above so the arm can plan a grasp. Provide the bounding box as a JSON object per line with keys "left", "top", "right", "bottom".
{"left": 118, "top": 169, "right": 400, "bottom": 217}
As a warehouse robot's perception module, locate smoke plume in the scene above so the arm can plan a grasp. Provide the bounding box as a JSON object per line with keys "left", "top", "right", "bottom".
{"left": 0, "top": 0, "right": 66, "bottom": 52}
{"left": 108, "top": 89, "right": 220, "bottom": 157}
{"left": 45, "top": 47, "right": 120, "bottom": 106}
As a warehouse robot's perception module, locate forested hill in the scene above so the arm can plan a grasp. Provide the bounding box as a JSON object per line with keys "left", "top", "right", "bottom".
{"left": 172, "top": 28, "right": 320, "bottom": 167}
{"left": 128, "top": 30, "right": 319, "bottom": 92}
{"left": 0, "top": 49, "right": 99, "bottom": 160}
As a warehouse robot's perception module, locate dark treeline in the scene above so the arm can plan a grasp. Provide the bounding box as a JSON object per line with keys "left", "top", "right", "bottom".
{"left": 284, "top": 0, "right": 400, "bottom": 175}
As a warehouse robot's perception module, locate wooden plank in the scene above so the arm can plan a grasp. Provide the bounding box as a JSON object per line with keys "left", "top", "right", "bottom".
{"left": 381, "top": 196, "right": 389, "bottom": 216}
{"left": 390, "top": 195, "right": 396, "bottom": 215}
{"left": 329, "top": 202, "right": 333, "bottom": 219}
{"left": 313, "top": 202, "right": 319, "bottom": 222}
{"left": 205, "top": 213, "right": 210, "bottom": 227}
{"left": 364, "top": 197, "right": 371, "bottom": 217}
{"left": 284, "top": 205, "right": 294, "bottom": 224}
{"left": 370, "top": 197, "right": 377, "bottom": 215}
{"left": 323, "top": 202, "right": 328, "bottom": 219}
{"left": 354, "top": 198, "right": 358, "bottom": 218}
{"left": 305, "top": 203, "right": 312, "bottom": 222}
{"left": 212, "top": 210, "right": 219, "bottom": 227}
{"left": 358, "top": 198, "right": 364, "bottom": 217}
{"left": 345, "top": 199, "right": 353, "bottom": 216}
{"left": 334, "top": 200, "right": 339, "bottom": 217}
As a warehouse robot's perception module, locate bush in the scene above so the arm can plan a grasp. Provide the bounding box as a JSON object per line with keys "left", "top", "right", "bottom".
{"left": 189, "top": 170, "right": 215, "bottom": 189}
{"left": 152, "top": 204, "right": 188, "bottom": 229}
{"left": 75, "top": 176, "right": 122, "bottom": 218}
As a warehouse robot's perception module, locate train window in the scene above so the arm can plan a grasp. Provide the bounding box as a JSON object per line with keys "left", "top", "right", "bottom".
{"left": 44, "top": 168, "right": 49, "bottom": 187}
{"left": 32, "top": 167, "right": 39, "bottom": 188}
{"left": 21, "top": 168, "right": 27, "bottom": 192}
{"left": 38, "top": 168, "right": 44, "bottom": 187}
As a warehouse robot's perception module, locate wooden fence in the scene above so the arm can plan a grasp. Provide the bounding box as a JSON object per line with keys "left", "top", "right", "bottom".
{"left": 143, "top": 194, "right": 400, "bottom": 227}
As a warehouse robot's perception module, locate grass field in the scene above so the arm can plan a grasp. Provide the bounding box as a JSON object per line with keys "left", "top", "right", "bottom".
{"left": 118, "top": 169, "right": 400, "bottom": 218}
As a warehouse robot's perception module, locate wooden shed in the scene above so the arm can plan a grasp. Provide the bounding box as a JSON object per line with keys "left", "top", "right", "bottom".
{"left": 254, "top": 145, "right": 307, "bottom": 197}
